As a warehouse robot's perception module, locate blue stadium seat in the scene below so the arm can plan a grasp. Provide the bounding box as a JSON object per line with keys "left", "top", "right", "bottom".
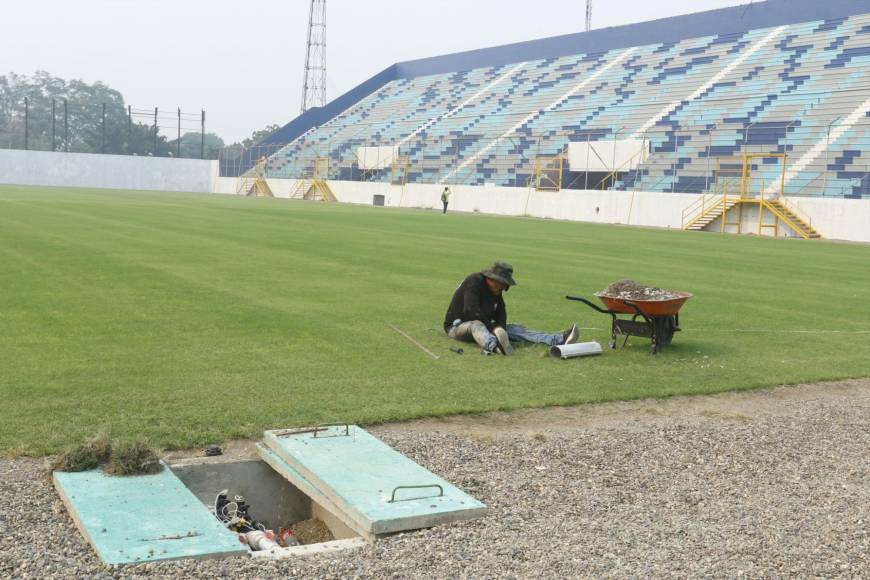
{"left": 265, "top": 9, "right": 870, "bottom": 198}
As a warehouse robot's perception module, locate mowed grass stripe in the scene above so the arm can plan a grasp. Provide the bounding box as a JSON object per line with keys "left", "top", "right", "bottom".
{"left": 0, "top": 185, "right": 868, "bottom": 456}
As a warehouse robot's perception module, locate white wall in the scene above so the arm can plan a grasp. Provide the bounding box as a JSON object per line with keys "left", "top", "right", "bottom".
{"left": 0, "top": 149, "right": 218, "bottom": 193}
{"left": 213, "top": 176, "right": 301, "bottom": 197}
{"left": 6, "top": 150, "right": 865, "bottom": 243}
{"left": 786, "top": 196, "right": 870, "bottom": 243}
{"left": 319, "top": 180, "right": 870, "bottom": 243}
{"left": 325, "top": 180, "right": 684, "bottom": 227}
{"left": 696, "top": 196, "right": 870, "bottom": 240}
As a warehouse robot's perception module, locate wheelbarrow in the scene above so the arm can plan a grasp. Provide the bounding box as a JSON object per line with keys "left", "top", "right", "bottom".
{"left": 566, "top": 291, "right": 692, "bottom": 355}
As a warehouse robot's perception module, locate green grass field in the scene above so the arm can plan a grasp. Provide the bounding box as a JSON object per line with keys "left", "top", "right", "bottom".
{"left": 1, "top": 185, "right": 868, "bottom": 456}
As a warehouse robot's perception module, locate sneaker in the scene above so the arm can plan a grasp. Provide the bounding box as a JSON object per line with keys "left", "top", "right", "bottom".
{"left": 561, "top": 323, "right": 579, "bottom": 345}
{"left": 492, "top": 327, "right": 514, "bottom": 355}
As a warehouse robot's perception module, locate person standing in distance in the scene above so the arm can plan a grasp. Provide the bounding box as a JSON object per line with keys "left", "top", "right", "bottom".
{"left": 441, "top": 186, "right": 451, "bottom": 214}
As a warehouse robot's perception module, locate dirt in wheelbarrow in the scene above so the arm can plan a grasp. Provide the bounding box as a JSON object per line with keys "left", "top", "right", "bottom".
{"left": 602, "top": 279, "right": 683, "bottom": 301}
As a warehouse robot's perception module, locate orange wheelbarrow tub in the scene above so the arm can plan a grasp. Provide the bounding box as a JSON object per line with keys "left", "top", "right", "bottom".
{"left": 593, "top": 291, "right": 693, "bottom": 317}
{"left": 566, "top": 292, "right": 692, "bottom": 354}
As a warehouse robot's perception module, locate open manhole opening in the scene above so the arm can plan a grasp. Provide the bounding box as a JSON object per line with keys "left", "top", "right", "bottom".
{"left": 170, "top": 458, "right": 362, "bottom": 556}
{"left": 53, "top": 425, "right": 485, "bottom": 565}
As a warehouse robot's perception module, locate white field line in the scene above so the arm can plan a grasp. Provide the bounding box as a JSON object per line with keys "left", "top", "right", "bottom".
{"left": 440, "top": 47, "right": 639, "bottom": 184}
{"left": 583, "top": 328, "right": 870, "bottom": 334}
{"left": 396, "top": 62, "right": 527, "bottom": 149}
{"left": 710, "top": 330, "right": 870, "bottom": 334}
{"left": 766, "top": 96, "right": 870, "bottom": 193}
{"left": 628, "top": 25, "right": 790, "bottom": 139}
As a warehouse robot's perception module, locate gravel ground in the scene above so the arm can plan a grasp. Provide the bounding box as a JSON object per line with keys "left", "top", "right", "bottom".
{"left": 1, "top": 381, "right": 868, "bottom": 579}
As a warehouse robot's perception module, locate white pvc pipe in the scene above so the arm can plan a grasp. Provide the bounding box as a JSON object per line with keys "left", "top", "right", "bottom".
{"left": 242, "top": 530, "right": 279, "bottom": 551}
{"left": 549, "top": 341, "right": 603, "bottom": 359}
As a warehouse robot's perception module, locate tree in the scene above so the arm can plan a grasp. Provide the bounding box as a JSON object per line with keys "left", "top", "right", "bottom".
{"left": 242, "top": 124, "right": 281, "bottom": 148}
{"left": 0, "top": 72, "right": 216, "bottom": 158}
{"left": 170, "top": 132, "right": 225, "bottom": 160}
{"left": 0, "top": 71, "right": 130, "bottom": 153}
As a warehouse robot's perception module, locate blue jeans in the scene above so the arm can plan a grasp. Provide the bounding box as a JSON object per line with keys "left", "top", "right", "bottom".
{"left": 504, "top": 324, "right": 564, "bottom": 346}
{"left": 448, "top": 321, "right": 562, "bottom": 350}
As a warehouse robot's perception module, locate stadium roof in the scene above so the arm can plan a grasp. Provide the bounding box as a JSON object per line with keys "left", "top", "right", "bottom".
{"left": 264, "top": 0, "right": 869, "bottom": 146}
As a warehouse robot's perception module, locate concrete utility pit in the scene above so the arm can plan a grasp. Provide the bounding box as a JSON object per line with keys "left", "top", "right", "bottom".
{"left": 54, "top": 426, "right": 482, "bottom": 564}
{"left": 169, "top": 459, "right": 364, "bottom": 558}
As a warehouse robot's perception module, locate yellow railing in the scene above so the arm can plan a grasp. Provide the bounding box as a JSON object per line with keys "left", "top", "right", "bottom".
{"left": 761, "top": 200, "right": 810, "bottom": 239}
{"left": 593, "top": 143, "right": 649, "bottom": 191}
{"left": 289, "top": 157, "right": 335, "bottom": 201}
{"left": 236, "top": 156, "right": 273, "bottom": 196}
{"left": 681, "top": 192, "right": 723, "bottom": 229}
{"left": 390, "top": 156, "right": 410, "bottom": 186}
{"left": 313, "top": 157, "right": 329, "bottom": 180}
{"left": 530, "top": 155, "right": 564, "bottom": 191}
{"left": 681, "top": 152, "right": 821, "bottom": 238}
{"left": 312, "top": 177, "right": 336, "bottom": 202}
{"left": 775, "top": 196, "right": 813, "bottom": 227}
{"left": 236, "top": 176, "right": 253, "bottom": 195}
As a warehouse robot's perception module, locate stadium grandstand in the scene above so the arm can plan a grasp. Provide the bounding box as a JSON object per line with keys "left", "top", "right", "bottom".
{"left": 246, "top": 0, "right": 870, "bottom": 202}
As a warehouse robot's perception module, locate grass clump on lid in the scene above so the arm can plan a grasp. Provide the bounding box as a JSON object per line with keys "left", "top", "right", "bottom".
{"left": 104, "top": 442, "right": 163, "bottom": 476}
{"left": 52, "top": 435, "right": 162, "bottom": 476}
{"left": 52, "top": 433, "right": 112, "bottom": 473}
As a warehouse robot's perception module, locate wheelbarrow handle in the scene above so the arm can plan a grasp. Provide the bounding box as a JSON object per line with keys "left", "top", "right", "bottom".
{"left": 622, "top": 300, "right": 652, "bottom": 322}
{"left": 565, "top": 295, "right": 612, "bottom": 315}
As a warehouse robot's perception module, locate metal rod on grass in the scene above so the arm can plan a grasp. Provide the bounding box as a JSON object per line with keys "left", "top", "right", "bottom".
{"left": 389, "top": 324, "right": 441, "bottom": 360}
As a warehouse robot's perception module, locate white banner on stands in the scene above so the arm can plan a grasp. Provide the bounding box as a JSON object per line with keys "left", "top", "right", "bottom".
{"left": 356, "top": 146, "right": 398, "bottom": 170}
{"left": 567, "top": 139, "right": 649, "bottom": 172}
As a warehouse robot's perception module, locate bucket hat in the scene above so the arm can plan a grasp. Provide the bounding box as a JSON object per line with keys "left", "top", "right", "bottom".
{"left": 481, "top": 262, "right": 517, "bottom": 287}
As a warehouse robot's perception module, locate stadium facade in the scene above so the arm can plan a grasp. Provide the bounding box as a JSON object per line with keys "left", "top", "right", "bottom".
{"left": 255, "top": 0, "right": 870, "bottom": 202}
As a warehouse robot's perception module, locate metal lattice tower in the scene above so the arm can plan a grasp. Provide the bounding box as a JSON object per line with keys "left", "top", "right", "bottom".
{"left": 585, "top": 0, "right": 592, "bottom": 32}
{"left": 301, "top": 0, "right": 327, "bottom": 114}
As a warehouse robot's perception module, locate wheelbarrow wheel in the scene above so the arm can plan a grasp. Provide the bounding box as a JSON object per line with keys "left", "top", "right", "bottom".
{"left": 653, "top": 316, "right": 677, "bottom": 347}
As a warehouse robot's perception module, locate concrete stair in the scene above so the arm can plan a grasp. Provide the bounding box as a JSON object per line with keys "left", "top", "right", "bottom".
{"left": 765, "top": 199, "right": 822, "bottom": 239}
{"left": 291, "top": 178, "right": 336, "bottom": 202}
{"left": 682, "top": 195, "right": 823, "bottom": 239}
{"left": 685, "top": 199, "right": 739, "bottom": 231}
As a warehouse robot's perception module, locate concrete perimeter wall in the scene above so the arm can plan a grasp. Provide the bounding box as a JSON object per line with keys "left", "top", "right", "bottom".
{"left": 0, "top": 149, "right": 218, "bottom": 193}
{"left": 3, "top": 151, "right": 861, "bottom": 241}
{"left": 211, "top": 177, "right": 870, "bottom": 243}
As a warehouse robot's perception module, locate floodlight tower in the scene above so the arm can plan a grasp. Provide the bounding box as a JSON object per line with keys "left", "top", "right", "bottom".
{"left": 301, "top": 0, "right": 327, "bottom": 114}
{"left": 585, "top": 0, "right": 592, "bottom": 32}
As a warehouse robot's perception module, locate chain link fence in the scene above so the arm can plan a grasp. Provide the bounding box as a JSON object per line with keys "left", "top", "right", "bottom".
{"left": 1, "top": 97, "right": 210, "bottom": 158}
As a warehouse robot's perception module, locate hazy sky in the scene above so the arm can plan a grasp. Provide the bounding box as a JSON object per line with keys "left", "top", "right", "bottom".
{"left": 3, "top": 0, "right": 750, "bottom": 142}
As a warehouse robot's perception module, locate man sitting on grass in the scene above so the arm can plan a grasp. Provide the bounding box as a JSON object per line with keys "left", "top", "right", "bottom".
{"left": 444, "top": 261, "right": 579, "bottom": 355}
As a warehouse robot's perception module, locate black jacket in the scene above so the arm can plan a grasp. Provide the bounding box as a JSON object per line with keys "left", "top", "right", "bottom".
{"left": 443, "top": 272, "right": 507, "bottom": 332}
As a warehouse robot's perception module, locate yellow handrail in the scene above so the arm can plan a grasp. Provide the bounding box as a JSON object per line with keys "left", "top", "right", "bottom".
{"left": 592, "top": 144, "right": 648, "bottom": 190}
{"left": 762, "top": 200, "right": 811, "bottom": 239}
{"left": 531, "top": 155, "right": 564, "bottom": 191}
{"left": 776, "top": 196, "right": 813, "bottom": 227}
{"left": 681, "top": 192, "right": 723, "bottom": 229}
